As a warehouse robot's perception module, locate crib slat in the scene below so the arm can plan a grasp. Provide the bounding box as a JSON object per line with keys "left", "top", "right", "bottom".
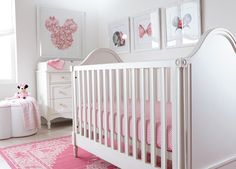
{"left": 160, "top": 68, "right": 167, "bottom": 169}
{"left": 82, "top": 70, "right": 86, "bottom": 136}
{"left": 150, "top": 68, "right": 156, "bottom": 166}
{"left": 87, "top": 70, "right": 92, "bottom": 139}
{"left": 109, "top": 69, "right": 115, "bottom": 149}
{"left": 132, "top": 69, "right": 137, "bottom": 158}
{"left": 103, "top": 70, "right": 108, "bottom": 146}
{"left": 92, "top": 70, "right": 96, "bottom": 141}
{"left": 123, "top": 69, "right": 129, "bottom": 155}
{"left": 116, "top": 69, "right": 121, "bottom": 152}
{"left": 77, "top": 71, "right": 82, "bottom": 134}
{"left": 186, "top": 66, "right": 191, "bottom": 169}
{"left": 156, "top": 69, "right": 159, "bottom": 101}
{"left": 72, "top": 70, "right": 78, "bottom": 132}
{"left": 140, "top": 68, "right": 146, "bottom": 162}
{"left": 166, "top": 69, "right": 171, "bottom": 102}
{"left": 171, "top": 67, "right": 178, "bottom": 169}
{"left": 97, "top": 70, "right": 102, "bottom": 144}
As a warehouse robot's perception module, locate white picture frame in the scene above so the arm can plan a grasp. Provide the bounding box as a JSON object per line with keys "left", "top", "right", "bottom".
{"left": 165, "top": 0, "right": 201, "bottom": 48}
{"left": 108, "top": 18, "right": 130, "bottom": 54}
{"left": 37, "top": 6, "right": 85, "bottom": 59}
{"left": 131, "top": 8, "right": 161, "bottom": 52}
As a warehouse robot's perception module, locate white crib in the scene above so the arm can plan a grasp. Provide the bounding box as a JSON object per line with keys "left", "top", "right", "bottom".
{"left": 71, "top": 29, "right": 236, "bottom": 169}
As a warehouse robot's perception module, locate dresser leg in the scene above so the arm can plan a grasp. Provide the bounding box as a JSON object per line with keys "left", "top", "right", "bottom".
{"left": 47, "top": 121, "right": 51, "bottom": 129}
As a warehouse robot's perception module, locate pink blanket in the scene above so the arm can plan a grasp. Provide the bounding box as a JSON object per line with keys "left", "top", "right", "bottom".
{"left": 10, "top": 97, "right": 41, "bottom": 130}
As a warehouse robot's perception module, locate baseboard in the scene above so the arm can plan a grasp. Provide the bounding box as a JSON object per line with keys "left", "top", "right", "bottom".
{"left": 207, "top": 155, "right": 236, "bottom": 169}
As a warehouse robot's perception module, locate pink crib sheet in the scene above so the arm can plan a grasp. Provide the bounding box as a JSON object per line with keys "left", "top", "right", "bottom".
{"left": 80, "top": 100, "right": 172, "bottom": 151}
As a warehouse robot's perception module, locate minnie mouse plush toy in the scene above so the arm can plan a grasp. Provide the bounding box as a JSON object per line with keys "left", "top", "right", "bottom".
{"left": 16, "top": 84, "right": 29, "bottom": 99}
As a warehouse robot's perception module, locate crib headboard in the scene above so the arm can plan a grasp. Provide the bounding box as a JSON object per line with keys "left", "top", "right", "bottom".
{"left": 80, "top": 48, "right": 123, "bottom": 65}
{"left": 185, "top": 28, "right": 236, "bottom": 169}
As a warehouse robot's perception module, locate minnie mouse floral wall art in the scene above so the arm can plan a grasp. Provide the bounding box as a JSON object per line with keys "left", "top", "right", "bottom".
{"left": 131, "top": 9, "right": 161, "bottom": 52}
{"left": 37, "top": 7, "right": 85, "bottom": 58}
{"left": 165, "top": 0, "right": 201, "bottom": 48}
{"left": 45, "top": 16, "right": 77, "bottom": 50}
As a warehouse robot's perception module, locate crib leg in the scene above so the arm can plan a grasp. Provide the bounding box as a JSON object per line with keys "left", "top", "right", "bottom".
{"left": 74, "top": 145, "right": 78, "bottom": 158}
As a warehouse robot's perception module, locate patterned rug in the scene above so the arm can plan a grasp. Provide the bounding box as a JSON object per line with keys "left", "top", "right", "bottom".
{"left": 0, "top": 136, "right": 118, "bottom": 169}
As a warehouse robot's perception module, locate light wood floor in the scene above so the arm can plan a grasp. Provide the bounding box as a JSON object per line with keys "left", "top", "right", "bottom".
{"left": 0, "top": 120, "right": 72, "bottom": 168}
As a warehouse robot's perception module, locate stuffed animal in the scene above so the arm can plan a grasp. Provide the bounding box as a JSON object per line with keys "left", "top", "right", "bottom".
{"left": 16, "top": 84, "right": 29, "bottom": 99}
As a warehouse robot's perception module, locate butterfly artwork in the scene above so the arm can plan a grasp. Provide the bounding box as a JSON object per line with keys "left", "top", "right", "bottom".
{"left": 172, "top": 13, "right": 192, "bottom": 31}
{"left": 138, "top": 23, "right": 152, "bottom": 38}
{"left": 132, "top": 10, "right": 161, "bottom": 51}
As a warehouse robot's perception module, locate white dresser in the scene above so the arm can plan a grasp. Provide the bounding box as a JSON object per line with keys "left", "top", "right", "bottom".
{"left": 36, "top": 60, "right": 80, "bottom": 129}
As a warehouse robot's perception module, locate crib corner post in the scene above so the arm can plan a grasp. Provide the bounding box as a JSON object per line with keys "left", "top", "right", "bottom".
{"left": 73, "top": 145, "right": 78, "bottom": 158}
{"left": 72, "top": 131, "right": 78, "bottom": 158}
{"left": 172, "top": 58, "right": 190, "bottom": 169}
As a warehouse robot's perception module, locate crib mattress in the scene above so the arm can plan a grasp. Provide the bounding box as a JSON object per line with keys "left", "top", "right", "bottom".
{"left": 80, "top": 100, "right": 172, "bottom": 151}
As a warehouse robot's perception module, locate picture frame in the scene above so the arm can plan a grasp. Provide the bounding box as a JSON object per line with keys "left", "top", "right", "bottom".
{"left": 165, "top": 0, "right": 201, "bottom": 48}
{"left": 131, "top": 8, "right": 161, "bottom": 52}
{"left": 108, "top": 18, "right": 130, "bottom": 54}
{"left": 37, "top": 6, "right": 85, "bottom": 58}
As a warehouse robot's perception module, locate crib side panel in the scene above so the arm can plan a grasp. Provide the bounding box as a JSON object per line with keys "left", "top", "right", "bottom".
{"left": 72, "top": 60, "right": 180, "bottom": 169}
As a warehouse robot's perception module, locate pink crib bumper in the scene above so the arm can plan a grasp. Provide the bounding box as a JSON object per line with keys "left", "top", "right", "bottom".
{"left": 79, "top": 100, "right": 172, "bottom": 151}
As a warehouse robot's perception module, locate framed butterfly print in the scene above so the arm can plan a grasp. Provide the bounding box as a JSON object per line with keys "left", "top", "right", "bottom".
{"left": 37, "top": 6, "right": 85, "bottom": 58}
{"left": 165, "top": 0, "right": 201, "bottom": 48}
{"left": 108, "top": 18, "right": 130, "bottom": 54}
{"left": 131, "top": 9, "right": 161, "bottom": 52}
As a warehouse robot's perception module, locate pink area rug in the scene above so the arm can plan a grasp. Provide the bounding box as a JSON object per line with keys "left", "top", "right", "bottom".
{"left": 0, "top": 136, "right": 118, "bottom": 169}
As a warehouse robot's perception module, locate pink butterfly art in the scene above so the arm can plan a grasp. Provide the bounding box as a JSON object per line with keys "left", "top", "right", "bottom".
{"left": 45, "top": 16, "right": 78, "bottom": 50}
{"left": 138, "top": 23, "right": 152, "bottom": 38}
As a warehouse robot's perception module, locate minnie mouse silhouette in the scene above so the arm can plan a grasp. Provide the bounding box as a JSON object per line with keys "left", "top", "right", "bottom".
{"left": 45, "top": 16, "right": 78, "bottom": 49}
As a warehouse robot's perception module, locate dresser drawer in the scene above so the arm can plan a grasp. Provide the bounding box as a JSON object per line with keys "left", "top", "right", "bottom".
{"left": 52, "top": 98, "right": 72, "bottom": 114}
{"left": 50, "top": 73, "right": 71, "bottom": 83}
{"left": 51, "top": 85, "right": 71, "bottom": 99}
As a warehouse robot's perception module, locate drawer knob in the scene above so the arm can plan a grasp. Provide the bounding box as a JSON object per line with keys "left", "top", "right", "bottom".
{"left": 59, "top": 103, "right": 67, "bottom": 107}
{"left": 59, "top": 91, "right": 67, "bottom": 95}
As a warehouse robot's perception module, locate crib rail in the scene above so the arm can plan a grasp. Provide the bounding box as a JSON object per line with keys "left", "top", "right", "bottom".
{"left": 72, "top": 60, "right": 184, "bottom": 169}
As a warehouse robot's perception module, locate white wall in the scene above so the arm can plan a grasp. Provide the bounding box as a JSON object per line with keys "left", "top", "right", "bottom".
{"left": 97, "top": 0, "right": 236, "bottom": 62}
{"left": 202, "top": 0, "right": 236, "bottom": 36}
{"left": 0, "top": 0, "right": 37, "bottom": 100}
